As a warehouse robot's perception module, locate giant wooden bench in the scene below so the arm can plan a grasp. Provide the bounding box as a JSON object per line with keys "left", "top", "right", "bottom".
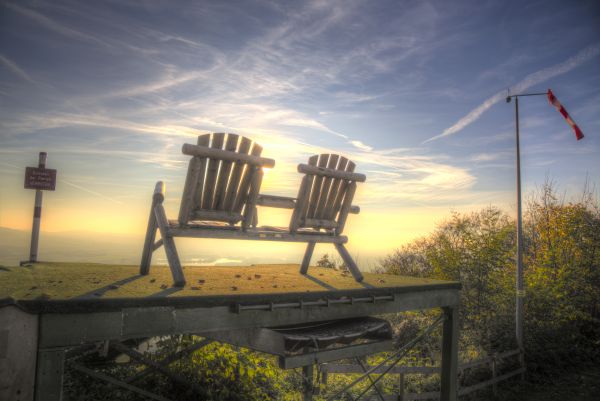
{"left": 140, "top": 133, "right": 366, "bottom": 287}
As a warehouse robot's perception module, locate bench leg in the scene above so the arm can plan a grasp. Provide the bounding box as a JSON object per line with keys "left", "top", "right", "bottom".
{"left": 140, "top": 201, "right": 158, "bottom": 275}
{"left": 154, "top": 203, "right": 186, "bottom": 287}
{"left": 300, "top": 242, "right": 316, "bottom": 275}
{"left": 334, "top": 243, "right": 363, "bottom": 282}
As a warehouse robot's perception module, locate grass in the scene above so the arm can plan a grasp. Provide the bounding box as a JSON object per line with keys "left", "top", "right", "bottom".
{"left": 0, "top": 262, "right": 451, "bottom": 300}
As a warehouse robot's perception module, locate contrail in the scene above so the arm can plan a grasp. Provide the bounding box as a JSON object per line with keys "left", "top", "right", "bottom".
{"left": 60, "top": 179, "right": 124, "bottom": 204}
{"left": 424, "top": 43, "right": 600, "bottom": 143}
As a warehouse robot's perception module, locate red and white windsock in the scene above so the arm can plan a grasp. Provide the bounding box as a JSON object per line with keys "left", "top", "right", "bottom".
{"left": 547, "top": 89, "right": 584, "bottom": 140}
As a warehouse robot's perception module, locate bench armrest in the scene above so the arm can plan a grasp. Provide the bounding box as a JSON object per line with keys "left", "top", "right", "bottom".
{"left": 153, "top": 181, "right": 166, "bottom": 203}
{"left": 257, "top": 194, "right": 360, "bottom": 214}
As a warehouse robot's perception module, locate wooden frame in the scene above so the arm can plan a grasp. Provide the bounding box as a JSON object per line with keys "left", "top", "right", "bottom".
{"left": 140, "top": 135, "right": 366, "bottom": 287}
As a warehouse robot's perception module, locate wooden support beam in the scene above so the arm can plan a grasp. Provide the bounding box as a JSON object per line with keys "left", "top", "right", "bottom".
{"left": 334, "top": 243, "right": 364, "bottom": 282}
{"left": 440, "top": 306, "right": 459, "bottom": 401}
{"left": 154, "top": 203, "right": 185, "bottom": 287}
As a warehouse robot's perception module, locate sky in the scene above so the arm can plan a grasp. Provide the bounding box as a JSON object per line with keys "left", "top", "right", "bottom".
{"left": 1, "top": 0, "right": 599, "bottom": 266}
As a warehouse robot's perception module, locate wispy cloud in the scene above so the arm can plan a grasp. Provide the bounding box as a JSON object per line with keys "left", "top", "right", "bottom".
{"left": 4, "top": 3, "right": 111, "bottom": 48}
{"left": 60, "top": 179, "right": 123, "bottom": 204}
{"left": 0, "top": 54, "right": 34, "bottom": 83}
{"left": 425, "top": 43, "right": 600, "bottom": 143}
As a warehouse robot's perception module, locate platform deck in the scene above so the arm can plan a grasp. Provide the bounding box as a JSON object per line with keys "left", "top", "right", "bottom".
{"left": 0, "top": 262, "right": 455, "bottom": 302}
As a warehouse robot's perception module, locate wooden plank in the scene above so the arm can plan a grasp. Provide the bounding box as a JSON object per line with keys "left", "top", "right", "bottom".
{"left": 289, "top": 175, "right": 314, "bottom": 232}
{"left": 214, "top": 134, "right": 239, "bottom": 210}
{"left": 330, "top": 161, "right": 355, "bottom": 222}
{"left": 298, "top": 163, "right": 366, "bottom": 182}
{"left": 182, "top": 143, "right": 275, "bottom": 168}
{"left": 233, "top": 142, "right": 263, "bottom": 214}
{"left": 154, "top": 203, "right": 185, "bottom": 287}
{"left": 306, "top": 154, "right": 329, "bottom": 219}
{"left": 323, "top": 157, "right": 348, "bottom": 220}
{"left": 242, "top": 168, "right": 263, "bottom": 229}
{"left": 303, "top": 218, "right": 338, "bottom": 229}
{"left": 223, "top": 137, "right": 252, "bottom": 211}
{"left": 315, "top": 154, "right": 339, "bottom": 219}
{"left": 201, "top": 133, "right": 224, "bottom": 210}
{"left": 336, "top": 181, "right": 357, "bottom": 234}
{"left": 190, "top": 210, "right": 242, "bottom": 223}
{"left": 178, "top": 135, "right": 210, "bottom": 224}
{"left": 190, "top": 135, "right": 211, "bottom": 214}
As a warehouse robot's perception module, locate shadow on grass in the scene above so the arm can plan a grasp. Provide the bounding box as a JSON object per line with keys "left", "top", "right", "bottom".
{"left": 303, "top": 273, "right": 337, "bottom": 291}
{"left": 359, "top": 281, "right": 376, "bottom": 289}
{"left": 147, "top": 287, "right": 183, "bottom": 297}
{"left": 75, "top": 275, "right": 145, "bottom": 299}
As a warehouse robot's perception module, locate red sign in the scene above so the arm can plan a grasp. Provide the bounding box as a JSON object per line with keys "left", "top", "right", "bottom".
{"left": 24, "top": 167, "right": 57, "bottom": 191}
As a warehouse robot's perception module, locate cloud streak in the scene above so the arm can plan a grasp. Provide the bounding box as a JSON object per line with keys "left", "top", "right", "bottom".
{"left": 425, "top": 43, "right": 600, "bottom": 143}
{"left": 0, "top": 54, "right": 34, "bottom": 83}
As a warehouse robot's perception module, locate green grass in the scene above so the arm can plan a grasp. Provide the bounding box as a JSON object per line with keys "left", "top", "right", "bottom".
{"left": 0, "top": 262, "right": 450, "bottom": 300}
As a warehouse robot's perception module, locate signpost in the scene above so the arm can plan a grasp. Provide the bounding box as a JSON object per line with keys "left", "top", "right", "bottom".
{"left": 20, "top": 152, "right": 57, "bottom": 265}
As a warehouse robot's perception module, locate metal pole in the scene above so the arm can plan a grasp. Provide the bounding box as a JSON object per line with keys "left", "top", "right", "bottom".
{"left": 28, "top": 152, "right": 47, "bottom": 263}
{"left": 506, "top": 91, "right": 546, "bottom": 376}
{"left": 514, "top": 97, "right": 524, "bottom": 354}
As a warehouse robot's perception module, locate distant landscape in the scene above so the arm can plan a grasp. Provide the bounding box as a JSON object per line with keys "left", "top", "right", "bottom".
{"left": 0, "top": 226, "right": 345, "bottom": 268}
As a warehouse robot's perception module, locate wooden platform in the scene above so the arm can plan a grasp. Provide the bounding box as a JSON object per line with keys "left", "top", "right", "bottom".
{"left": 0, "top": 262, "right": 461, "bottom": 401}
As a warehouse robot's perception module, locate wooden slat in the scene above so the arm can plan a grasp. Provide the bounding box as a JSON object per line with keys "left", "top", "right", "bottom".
{"left": 329, "top": 161, "right": 355, "bottom": 221}
{"left": 201, "top": 133, "right": 224, "bottom": 210}
{"left": 223, "top": 137, "right": 252, "bottom": 212}
{"left": 242, "top": 168, "right": 263, "bottom": 229}
{"left": 178, "top": 134, "right": 210, "bottom": 224}
{"left": 315, "top": 154, "right": 339, "bottom": 219}
{"left": 190, "top": 210, "right": 243, "bottom": 223}
{"left": 306, "top": 154, "right": 329, "bottom": 219}
{"left": 323, "top": 156, "right": 348, "bottom": 220}
{"left": 289, "top": 175, "right": 314, "bottom": 232}
{"left": 190, "top": 135, "right": 211, "bottom": 213}
{"left": 233, "top": 143, "right": 263, "bottom": 214}
{"left": 336, "top": 181, "right": 356, "bottom": 234}
{"left": 214, "top": 134, "right": 239, "bottom": 210}
{"left": 303, "top": 218, "right": 338, "bottom": 229}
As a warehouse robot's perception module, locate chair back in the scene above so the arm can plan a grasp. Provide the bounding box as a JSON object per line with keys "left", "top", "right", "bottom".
{"left": 290, "top": 154, "right": 365, "bottom": 234}
{"left": 178, "top": 133, "right": 274, "bottom": 229}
